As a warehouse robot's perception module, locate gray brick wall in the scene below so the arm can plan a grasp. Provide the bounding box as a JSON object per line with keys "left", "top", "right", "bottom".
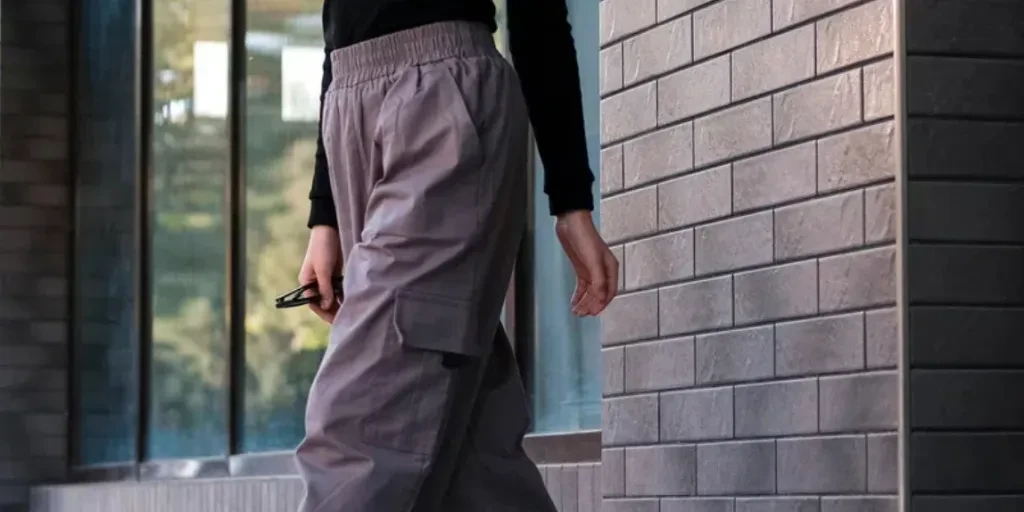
{"left": 904, "top": 1, "right": 1024, "bottom": 511}
{"left": 600, "top": 0, "right": 897, "bottom": 510}
{"left": 0, "top": 0, "right": 71, "bottom": 511}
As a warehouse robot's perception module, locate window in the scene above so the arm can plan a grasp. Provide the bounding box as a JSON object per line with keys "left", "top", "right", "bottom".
{"left": 72, "top": 0, "right": 139, "bottom": 465}
{"left": 528, "top": 0, "right": 602, "bottom": 434}
{"left": 70, "top": 0, "right": 598, "bottom": 474}
{"left": 147, "top": 0, "right": 231, "bottom": 459}
{"left": 241, "top": 0, "right": 326, "bottom": 453}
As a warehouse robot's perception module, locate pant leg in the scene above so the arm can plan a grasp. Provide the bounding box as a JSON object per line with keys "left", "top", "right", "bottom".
{"left": 295, "top": 22, "right": 535, "bottom": 512}
{"left": 420, "top": 325, "right": 558, "bottom": 512}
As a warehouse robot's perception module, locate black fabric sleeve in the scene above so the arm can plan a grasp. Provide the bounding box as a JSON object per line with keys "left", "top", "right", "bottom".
{"left": 507, "top": 0, "right": 595, "bottom": 216}
{"left": 307, "top": 3, "right": 339, "bottom": 229}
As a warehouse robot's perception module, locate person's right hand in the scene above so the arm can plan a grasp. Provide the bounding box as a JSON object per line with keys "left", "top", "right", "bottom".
{"left": 298, "top": 225, "right": 342, "bottom": 323}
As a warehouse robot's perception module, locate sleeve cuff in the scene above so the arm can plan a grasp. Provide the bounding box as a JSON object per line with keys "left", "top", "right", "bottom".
{"left": 548, "top": 187, "right": 595, "bottom": 217}
{"left": 307, "top": 198, "right": 338, "bottom": 229}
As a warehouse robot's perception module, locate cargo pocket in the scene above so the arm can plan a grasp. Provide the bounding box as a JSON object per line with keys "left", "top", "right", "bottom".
{"left": 393, "top": 288, "right": 483, "bottom": 357}
{"left": 359, "top": 288, "right": 482, "bottom": 456}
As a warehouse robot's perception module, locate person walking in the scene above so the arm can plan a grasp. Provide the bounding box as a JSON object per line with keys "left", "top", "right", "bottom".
{"left": 294, "top": 0, "right": 618, "bottom": 510}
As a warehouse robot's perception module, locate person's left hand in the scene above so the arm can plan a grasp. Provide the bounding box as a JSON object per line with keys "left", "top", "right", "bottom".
{"left": 554, "top": 210, "right": 619, "bottom": 316}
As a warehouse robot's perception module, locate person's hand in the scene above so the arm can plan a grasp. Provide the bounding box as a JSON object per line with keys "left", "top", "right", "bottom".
{"left": 298, "top": 225, "right": 342, "bottom": 323}
{"left": 555, "top": 210, "right": 619, "bottom": 316}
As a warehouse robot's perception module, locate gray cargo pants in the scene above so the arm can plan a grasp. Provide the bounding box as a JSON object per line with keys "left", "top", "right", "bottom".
{"left": 295, "top": 21, "right": 557, "bottom": 512}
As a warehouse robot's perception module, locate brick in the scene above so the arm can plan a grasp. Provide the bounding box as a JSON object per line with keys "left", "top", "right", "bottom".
{"left": 905, "top": 0, "right": 1024, "bottom": 55}
{"left": 658, "top": 55, "right": 731, "bottom": 124}
{"left": 909, "top": 307, "right": 1024, "bottom": 367}
{"left": 816, "top": 0, "right": 893, "bottom": 73}
{"left": 658, "top": 0, "right": 716, "bottom": 21}
{"left": 0, "top": 207, "right": 67, "bottom": 228}
{"left": 823, "top": 498, "right": 897, "bottom": 512}
{"left": 601, "top": 145, "right": 624, "bottom": 194}
{"left": 660, "top": 387, "right": 733, "bottom": 441}
{"left": 908, "top": 246, "right": 1024, "bottom": 306}
{"left": 603, "top": 448, "right": 626, "bottom": 497}
{"left": 601, "top": 44, "right": 624, "bottom": 95}
{"left": 908, "top": 182, "right": 1024, "bottom": 244}
{"left": 604, "top": 394, "right": 659, "bottom": 445}
{"left": 602, "top": 83, "right": 657, "bottom": 143}
{"left": 604, "top": 499, "right": 660, "bottom": 512}
{"left": 695, "top": 211, "right": 773, "bottom": 275}
{"left": 906, "top": 118, "right": 1024, "bottom": 181}
{"left": 561, "top": 467, "right": 579, "bottom": 512}
{"left": 735, "top": 379, "right": 818, "bottom": 437}
{"left": 697, "top": 440, "right": 775, "bottom": 495}
{"left": 734, "top": 260, "right": 818, "bottom": 324}
{"left": 603, "top": 290, "right": 658, "bottom": 345}
{"left": 868, "top": 433, "right": 897, "bottom": 493}
{"left": 604, "top": 346, "right": 625, "bottom": 395}
{"left": 696, "top": 326, "right": 774, "bottom": 384}
{"left": 777, "top": 435, "right": 867, "bottom": 493}
{"left": 819, "top": 247, "right": 896, "bottom": 312}
{"left": 660, "top": 276, "right": 734, "bottom": 335}
{"left": 613, "top": 244, "right": 626, "bottom": 291}
{"left": 625, "top": 445, "right": 697, "bottom": 496}
{"left": 818, "top": 121, "right": 896, "bottom": 192}
{"left": 911, "top": 433, "right": 1024, "bottom": 493}
{"left": 912, "top": 497, "right": 1024, "bottom": 512}
{"left": 732, "top": 25, "right": 815, "bottom": 100}
{"left": 601, "top": 186, "right": 657, "bottom": 243}
{"left": 776, "top": 313, "right": 865, "bottom": 376}
{"left": 907, "top": 57, "right": 1024, "bottom": 120}
{"left": 695, "top": 98, "right": 773, "bottom": 166}
{"left": 579, "top": 464, "right": 597, "bottom": 512}
{"left": 733, "top": 142, "right": 816, "bottom": 212}
{"left": 658, "top": 165, "right": 732, "bottom": 229}
{"left": 624, "top": 123, "right": 694, "bottom": 187}
{"left": 624, "top": 16, "right": 693, "bottom": 85}
{"left": 866, "top": 308, "right": 897, "bottom": 368}
{"left": 693, "top": 0, "right": 771, "bottom": 58}
{"left": 773, "top": 70, "right": 861, "bottom": 143}
{"left": 864, "top": 183, "right": 896, "bottom": 243}
{"left": 600, "top": 0, "right": 658, "bottom": 45}
{"left": 864, "top": 59, "right": 895, "bottom": 121}
{"left": 821, "top": 371, "right": 898, "bottom": 431}
{"left": 625, "top": 229, "right": 694, "bottom": 289}
{"left": 662, "top": 498, "right": 736, "bottom": 512}
{"left": 624, "top": 337, "right": 695, "bottom": 392}
{"left": 913, "top": 370, "right": 1024, "bottom": 430}
{"left": 774, "top": 191, "right": 864, "bottom": 259}
{"left": 737, "top": 497, "right": 821, "bottom": 512}
{"left": 773, "top": 0, "right": 861, "bottom": 29}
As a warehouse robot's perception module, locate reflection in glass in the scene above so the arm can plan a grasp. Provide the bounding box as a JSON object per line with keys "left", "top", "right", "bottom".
{"left": 530, "top": 0, "right": 602, "bottom": 433}
{"left": 241, "top": 0, "right": 326, "bottom": 452}
{"left": 148, "top": 0, "right": 230, "bottom": 459}
{"left": 73, "top": 0, "right": 138, "bottom": 465}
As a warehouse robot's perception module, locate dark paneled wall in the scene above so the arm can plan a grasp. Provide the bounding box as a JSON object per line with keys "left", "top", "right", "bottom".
{"left": 904, "top": 1, "right": 1024, "bottom": 511}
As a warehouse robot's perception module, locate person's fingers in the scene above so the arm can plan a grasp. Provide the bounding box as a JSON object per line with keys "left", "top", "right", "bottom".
{"left": 591, "top": 251, "right": 619, "bottom": 315}
{"left": 605, "top": 250, "right": 619, "bottom": 303}
{"left": 307, "top": 302, "right": 334, "bottom": 323}
{"left": 315, "top": 265, "right": 335, "bottom": 310}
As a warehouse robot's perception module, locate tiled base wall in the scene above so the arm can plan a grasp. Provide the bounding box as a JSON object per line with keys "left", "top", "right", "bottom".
{"left": 31, "top": 463, "right": 601, "bottom": 512}
{"left": 539, "top": 462, "right": 602, "bottom": 512}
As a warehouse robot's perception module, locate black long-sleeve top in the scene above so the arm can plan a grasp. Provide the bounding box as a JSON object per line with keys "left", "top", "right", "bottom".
{"left": 307, "top": 0, "right": 595, "bottom": 228}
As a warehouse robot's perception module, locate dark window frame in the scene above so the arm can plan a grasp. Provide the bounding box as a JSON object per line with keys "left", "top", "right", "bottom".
{"left": 66, "top": 0, "right": 599, "bottom": 482}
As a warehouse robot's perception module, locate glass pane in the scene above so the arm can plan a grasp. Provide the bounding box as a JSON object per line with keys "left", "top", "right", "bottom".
{"left": 148, "top": 0, "right": 230, "bottom": 458}
{"left": 241, "top": 0, "right": 326, "bottom": 453}
{"left": 73, "top": 0, "right": 138, "bottom": 465}
{"left": 530, "top": 0, "right": 602, "bottom": 433}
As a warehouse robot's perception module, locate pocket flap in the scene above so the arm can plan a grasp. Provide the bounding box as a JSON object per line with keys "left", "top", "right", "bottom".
{"left": 393, "top": 288, "right": 482, "bottom": 357}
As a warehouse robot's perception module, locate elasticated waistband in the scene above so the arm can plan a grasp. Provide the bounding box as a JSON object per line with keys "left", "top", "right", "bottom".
{"left": 329, "top": 21, "right": 498, "bottom": 88}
